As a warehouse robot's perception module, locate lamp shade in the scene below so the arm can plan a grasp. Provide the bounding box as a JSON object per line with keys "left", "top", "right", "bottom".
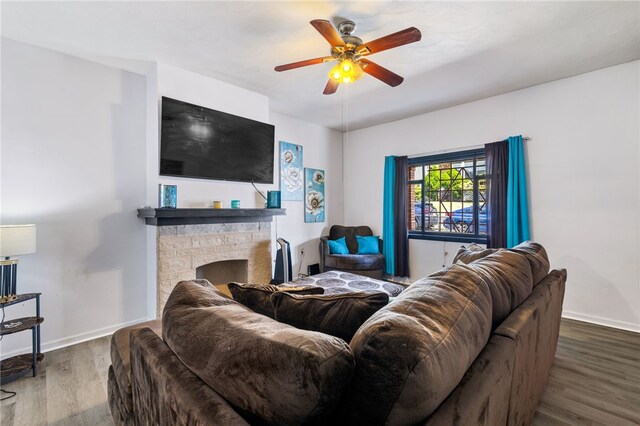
{"left": 0, "top": 224, "right": 37, "bottom": 257}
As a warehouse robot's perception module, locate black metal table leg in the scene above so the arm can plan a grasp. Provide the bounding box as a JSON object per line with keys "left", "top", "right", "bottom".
{"left": 32, "top": 326, "right": 37, "bottom": 376}
{"left": 35, "top": 294, "right": 41, "bottom": 355}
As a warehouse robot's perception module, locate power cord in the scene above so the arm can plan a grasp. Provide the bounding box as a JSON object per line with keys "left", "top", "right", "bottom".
{"left": 251, "top": 182, "right": 268, "bottom": 203}
{"left": 1, "top": 389, "right": 16, "bottom": 401}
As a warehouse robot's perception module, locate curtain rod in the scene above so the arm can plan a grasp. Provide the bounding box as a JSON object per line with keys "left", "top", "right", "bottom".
{"left": 408, "top": 136, "right": 531, "bottom": 159}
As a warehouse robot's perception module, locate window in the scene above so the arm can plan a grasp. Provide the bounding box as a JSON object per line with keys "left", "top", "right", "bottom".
{"left": 408, "top": 149, "right": 487, "bottom": 243}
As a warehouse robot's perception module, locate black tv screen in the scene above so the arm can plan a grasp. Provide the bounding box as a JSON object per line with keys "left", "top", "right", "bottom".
{"left": 160, "top": 97, "right": 274, "bottom": 184}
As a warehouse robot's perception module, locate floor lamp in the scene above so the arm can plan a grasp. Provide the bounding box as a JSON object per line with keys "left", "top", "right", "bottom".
{"left": 0, "top": 224, "right": 37, "bottom": 303}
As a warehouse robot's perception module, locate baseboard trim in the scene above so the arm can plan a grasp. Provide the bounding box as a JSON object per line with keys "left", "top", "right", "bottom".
{"left": 1, "top": 317, "right": 150, "bottom": 358}
{"left": 562, "top": 311, "right": 640, "bottom": 333}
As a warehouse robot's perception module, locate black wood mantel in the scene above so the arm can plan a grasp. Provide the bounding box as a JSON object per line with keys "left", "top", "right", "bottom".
{"left": 137, "top": 208, "right": 286, "bottom": 226}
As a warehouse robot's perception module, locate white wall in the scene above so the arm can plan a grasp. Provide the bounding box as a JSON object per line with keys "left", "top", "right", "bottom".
{"left": 344, "top": 61, "right": 640, "bottom": 332}
{"left": 143, "top": 67, "right": 344, "bottom": 314}
{"left": 143, "top": 63, "right": 273, "bottom": 317}
{"left": 0, "top": 39, "right": 148, "bottom": 355}
{"left": 0, "top": 42, "right": 345, "bottom": 352}
{"left": 270, "top": 112, "right": 344, "bottom": 276}
{"left": 151, "top": 63, "right": 272, "bottom": 208}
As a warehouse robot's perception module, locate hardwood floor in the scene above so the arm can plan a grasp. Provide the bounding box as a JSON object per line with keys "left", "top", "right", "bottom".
{"left": 532, "top": 319, "right": 640, "bottom": 426}
{"left": 0, "top": 318, "right": 638, "bottom": 425}
{"left": 0, "top": 337, "right": 113, "bottom": 426}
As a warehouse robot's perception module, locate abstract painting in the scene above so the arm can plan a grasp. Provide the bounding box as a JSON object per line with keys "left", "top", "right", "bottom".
{"left": 304, "top": 168, "right": 325, "bottom": 223}
{"left": 279, "top": 141, "right": 303, "bottom": 201}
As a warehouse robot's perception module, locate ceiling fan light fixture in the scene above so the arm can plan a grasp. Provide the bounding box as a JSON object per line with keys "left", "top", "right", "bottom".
{"left": 329, "top": 59, "right": 363, "bottom": 84}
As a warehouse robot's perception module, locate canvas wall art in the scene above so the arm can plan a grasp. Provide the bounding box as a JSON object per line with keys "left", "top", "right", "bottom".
{"left": 304, "top": 168, "right": 325, "bottom": 223}
{"left": 279, "top": 141, "right": 303, "bottom": 201}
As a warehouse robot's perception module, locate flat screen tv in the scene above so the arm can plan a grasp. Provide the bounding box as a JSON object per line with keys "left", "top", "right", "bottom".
{"left": 160, "top": 97, "right": 274, "bottom": 184}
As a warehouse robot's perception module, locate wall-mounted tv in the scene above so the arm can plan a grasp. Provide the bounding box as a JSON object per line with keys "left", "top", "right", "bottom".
{"left": 160, "top": 97, "right": 274, "bottom": 184}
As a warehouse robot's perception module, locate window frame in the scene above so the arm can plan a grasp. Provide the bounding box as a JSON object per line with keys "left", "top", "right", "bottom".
{"left": 408, "top": 148, "right": 488, "bottom": 244}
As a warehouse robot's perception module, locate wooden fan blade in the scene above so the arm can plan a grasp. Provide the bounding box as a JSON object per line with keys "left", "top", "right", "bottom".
{"left": 323, "top": 79, "right": 339, "bottom": 95}
{"left": 310, "top": 19, "right": 345, "bottom": 47}
{"left": 357, "top": 27, "right": 421, "bottom": 56}
{"left": 360, "top": 59, "right": 404, "bottom": 87}
{"left": 275, "top": 56, "right": 335, "bottom": 72}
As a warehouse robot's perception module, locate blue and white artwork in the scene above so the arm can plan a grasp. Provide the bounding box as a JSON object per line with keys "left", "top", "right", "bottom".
{"left": 304, "top": 168, "right": 325, "bottom": 223}
{"left": 159, "top": 184, "right": 177, "bottom": 208}
{"left": 279, "top": 141, "right": 303, "bottom": 201}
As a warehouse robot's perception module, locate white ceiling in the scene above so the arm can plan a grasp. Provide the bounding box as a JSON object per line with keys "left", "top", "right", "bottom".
{"left": 2, "top": 1, "right": 639, "bottom": 131}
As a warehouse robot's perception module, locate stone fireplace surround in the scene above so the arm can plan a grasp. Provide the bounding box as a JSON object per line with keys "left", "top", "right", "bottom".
{"left": 138, "top": 208, "right": 285, "bottom": 315}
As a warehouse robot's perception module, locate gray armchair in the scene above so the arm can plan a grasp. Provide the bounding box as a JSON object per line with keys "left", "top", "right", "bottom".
{"left": 319, "top": 225, "right": 385, "bottom": 279}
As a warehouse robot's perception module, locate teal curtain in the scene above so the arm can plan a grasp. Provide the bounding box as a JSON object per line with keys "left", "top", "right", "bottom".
{"left": 506, "top": 135, "right": 530, "bottom": 247}
{"left": 383, "top": 156, "right": 396, "bottom": 275}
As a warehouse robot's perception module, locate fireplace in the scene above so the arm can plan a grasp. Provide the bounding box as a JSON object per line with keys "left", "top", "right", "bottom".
{"left": 138, "top": 207, "right": 286, "bottom": 316}
{"left": 196, "top": 259, "right": 248, "bottom": 297}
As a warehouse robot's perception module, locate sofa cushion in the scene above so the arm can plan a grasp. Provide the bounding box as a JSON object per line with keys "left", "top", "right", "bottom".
{"left": 452, "top": 243, "right": 497, "bottom": 264}
{"left": 356, "top": 235, "right": 380, "bottom": 254}
{"left": 110, "top": 319, "right": 162, "bottom": 414}
{"left": 424, "top": 335, "right": 516, "bottom": 426}
{"left": 271, "top": 292, "right": 389, "bottom": 342}
{"left": 342, "top": 264, "right": 493, "bottom": 425}
{"left": 328, "top": 237, "right": 349, "bottom": 254}
{"left": 163, "top": 279, "right": 355, "bottom": 425}
{"left": 130, "top": 327, "right": 251, "bottom": 426}
{"left": 465, "top": 249, "right": 533, "bottom": 328}
{"left": 510, "top": 241, "right": 550, "bottom": 286}
{"left": 227, "top": 282, "right": 324, "bottom": 318}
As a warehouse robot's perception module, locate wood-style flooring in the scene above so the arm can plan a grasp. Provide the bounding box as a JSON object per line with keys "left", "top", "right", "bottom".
{"left": 0, "top": 318, "right": 638, "bottom": 425}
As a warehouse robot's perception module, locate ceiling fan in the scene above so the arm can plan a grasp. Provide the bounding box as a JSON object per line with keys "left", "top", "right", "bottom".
{"left": 275, "top": 19, "right": 421, "bottom": 95}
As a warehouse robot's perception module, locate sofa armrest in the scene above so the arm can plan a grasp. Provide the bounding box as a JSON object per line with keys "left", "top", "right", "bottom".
{"left": 130, "top": 328, "right": 249, "bottom": 426}
{"left": 493, "top": 269, "right": 566, "bottom": 426}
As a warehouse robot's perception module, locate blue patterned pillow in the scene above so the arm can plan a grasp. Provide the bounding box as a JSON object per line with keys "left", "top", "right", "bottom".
{"left": 356, "top": 236, "right": 380, "bottom": 254}
{"left": 328, "top": 237, "right": 349, "bottom": 255}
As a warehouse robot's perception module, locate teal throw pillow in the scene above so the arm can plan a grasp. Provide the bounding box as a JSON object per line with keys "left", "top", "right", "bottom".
{"left": 328, "top": 237, "right": 349, "bottom": 255}
{"left": 356, "top": 235, "right": 380, "bottom": 254}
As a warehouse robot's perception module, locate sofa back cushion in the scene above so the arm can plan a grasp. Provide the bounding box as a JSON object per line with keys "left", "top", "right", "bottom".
{"left": 329, "top": 225, "right": 373, "bottom": 254}
{"left": 465, "top": 249, "right": 533, "bottom": 327}
{"left": 510, "top": 241, "right": 550, "bottom": 286}
{"left": 163, "top": 280, "right": 355, "bottom": 425}
{"left": 452, "top": 243, "right": 497, "bottom": 264}
{"left": 271, "top": 292, "right": 389, "bottom": 342}
{"left": 227, "top": 282, "right": 324, "bottom": 318}
{"left": 341, "top": 264, "right": 492, "bottom": 425}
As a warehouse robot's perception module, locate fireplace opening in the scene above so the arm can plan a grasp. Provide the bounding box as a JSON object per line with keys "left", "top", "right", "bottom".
{"left": 196, "top": 259, "right": 249, "bottom": 297}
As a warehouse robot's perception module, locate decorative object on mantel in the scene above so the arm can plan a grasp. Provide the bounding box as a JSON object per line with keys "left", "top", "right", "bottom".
{"left": 0, "top": 225, "right": 36, "bottom": 303}
{"left": 159, "top": 184, "right": 177, "bottom": 208}
{"left": 137, "top": 208, "right": 286, "bottom": 226}
{"left": 280, "top": 141, "right": 303, "bottom": 201}
{"left": 304, "top": 168, "right": 325, "bottom": 223}
{"left": 231, "top": 200, "right": 241, "bottom": 209}
{"left": 267, "top": 191, "right": 281, "bottom": 209}
{"left": 213, "top": 200, "right": 223, "bottom": 209}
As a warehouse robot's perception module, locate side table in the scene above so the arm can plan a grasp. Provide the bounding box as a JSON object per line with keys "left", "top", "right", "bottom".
{"left": 0, "top": 293, "right": 44, "bottom": 384}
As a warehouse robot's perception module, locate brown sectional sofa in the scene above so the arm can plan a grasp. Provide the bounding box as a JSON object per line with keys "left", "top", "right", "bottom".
{"left": 108, "top": 241, "right": 566, "bottom": 426}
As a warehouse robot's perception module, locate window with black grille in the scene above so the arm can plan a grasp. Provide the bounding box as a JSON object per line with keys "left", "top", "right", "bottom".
{"left": 408, "top": 149, "right": 487, "bottom": 243}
